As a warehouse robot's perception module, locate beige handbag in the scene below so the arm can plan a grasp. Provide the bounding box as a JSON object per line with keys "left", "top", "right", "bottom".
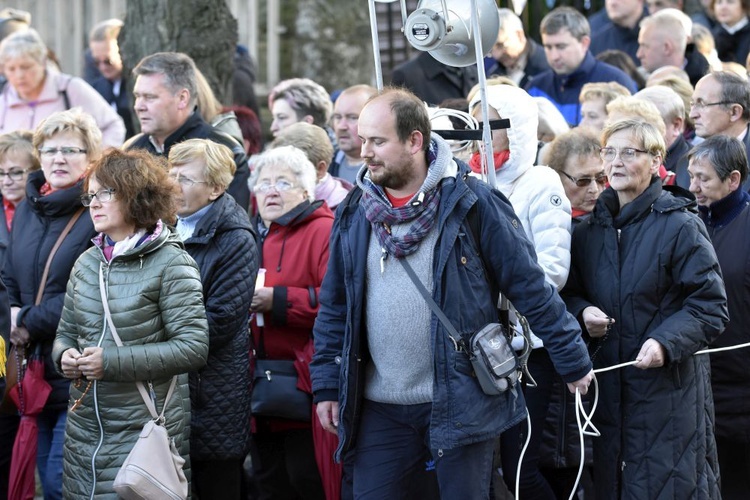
{"left": 98, "top": 264, "right": 188, "bottom": 500}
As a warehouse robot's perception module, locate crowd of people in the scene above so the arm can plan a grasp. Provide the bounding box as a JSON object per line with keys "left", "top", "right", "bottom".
{"left": 0, "top": 1, "right": 749, "bottom": 499}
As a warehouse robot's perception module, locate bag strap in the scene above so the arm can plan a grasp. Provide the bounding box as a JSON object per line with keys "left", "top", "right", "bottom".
{"left": 36, "top": 208, "right": 84, "bottom": 305}
{"left": 397, "top": 257, "right": 464, "bottom": 351}
{"left": 98, "top": 263, "right": 177, "bottom": 421}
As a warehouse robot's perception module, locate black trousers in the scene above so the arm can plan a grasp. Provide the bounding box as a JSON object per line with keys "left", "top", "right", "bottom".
{"left": 193, "top": 457, "right": 244, "bottom": 500}
{"left": 717, "top": 436, "right": 750, "bottom": 500}
{"left": 252, "top": 429, "right": 325, "bottom": 500}
{"left": 0, "top": 412, "right": 19, "bottom": 500}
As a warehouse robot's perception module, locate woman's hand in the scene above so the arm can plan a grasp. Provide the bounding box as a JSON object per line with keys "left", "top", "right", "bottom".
{"left": 77, "top": 347, "right": 104, "bottom": 380}
{"left": 582, "top": 306, "right": 614, "bottom": 338}
{"left": 61, "top": 348, "right": 82, "bottom": 379}
{"left": 251, "top": 286, "right": 273, "bottom": 313}
{"left": 634, "top": 338, "right": 666, "bottom": 369}
{"left": 9, "top": 306, "right": 30, "bottom": 346}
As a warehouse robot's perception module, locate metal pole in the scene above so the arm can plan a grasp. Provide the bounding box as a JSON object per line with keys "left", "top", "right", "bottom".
{"left": 470, "top": 0, "right": 496, "bottom": 188}
{"left": 369, "top": 0, "right": 385, "bottom": 91}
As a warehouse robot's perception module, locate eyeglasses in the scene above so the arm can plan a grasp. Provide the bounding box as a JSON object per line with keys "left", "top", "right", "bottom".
{"left": 0, "top": 169, "right": 30, "bottom": 181}
{"left": 38, "top": 147, "right": 87, "bottom": 158}
{"left": 170, "top": 174, "right": 208, "bottom": 187}
{"left": 253, "top": 179, "right": 296, "bottom": 193}
{"left": 599, "top": 147, "right": 650, "bottom": 163}
{"left": 560, "top": 171, "right": 608, "bottom": 188}
{"left": 689, "top": 99, "right": 735, "bottom": 110}
{"left": 93, "top": 58, "right": 113, "bottom": 67}
{"left": 81, "top": 188, "right": 116, "bottom": 207}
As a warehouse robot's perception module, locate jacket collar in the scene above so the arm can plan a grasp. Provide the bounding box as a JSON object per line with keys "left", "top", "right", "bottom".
{"left": 26, "top": 169, "right": 85, "bottom": 218}
{"left": 698, "top": 188, "right": 750, "bottom": 228}
{"left": 159, "top": 110, "right": 207, "bottom": 153}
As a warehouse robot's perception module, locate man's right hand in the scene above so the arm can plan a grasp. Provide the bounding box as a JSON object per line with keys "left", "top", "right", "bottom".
{"left": 582, "top": 306, "right": 613, "bottom": 338}
{"left": 317, "top": 400, "right": 340, "bottom": 434}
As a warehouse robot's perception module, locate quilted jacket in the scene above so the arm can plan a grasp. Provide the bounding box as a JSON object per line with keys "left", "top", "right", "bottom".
{"left": 52, "top": 224, "right": 209, "bottom": 499}
{"left": 562, "top": 180, "right": 728, "bottom": 499}
{"left": 183, "top": 193, "right": 258, "bottom": 460}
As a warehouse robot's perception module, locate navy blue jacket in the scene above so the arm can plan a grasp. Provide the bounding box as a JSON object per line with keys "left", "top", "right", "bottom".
{"left": 713, "top": 18, "right": 750, "bottom": 66}
{"left": 183, "top": 193, "right": 258, "bottom": 460}
{"left": 525, "top": 52, "right": 637, "bottom": 126}
{"left": 3, "top": 170, "right": 96, "bottom": 410}
{"left": 90, "top": 76, "right": 136, "bottom": 139}
{"left": 563, "top": 180, "right": 727, "bottom": 498}
{"left": 699, "top": 189, "right": 750, "bottom": 442}
{"left": 589, "top": 7, "right": 648, "bottom": 65}
{"left": 310, "top": 169, "right": 592, "bottom": 460}
{"left": 485, "top": 39, "right": 550, "bottom": 88}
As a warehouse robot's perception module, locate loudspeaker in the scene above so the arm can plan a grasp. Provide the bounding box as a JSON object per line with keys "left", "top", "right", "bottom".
{"left": 404, "top": 0, "right": 499, "bottom": 67}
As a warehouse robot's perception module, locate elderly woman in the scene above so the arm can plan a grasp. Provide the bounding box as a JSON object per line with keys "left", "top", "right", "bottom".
{"left": 0, "top": 29, "right": 125, "bottom": 146}
{"left": 469, "top": 82, "right": 572, "bottom": 499}
{"left": 52, "top": 149, "right": 209, "bottom": 498}
{"left": 167, "top": 139, "right": 258, "bottom": 500}
{"left": 0, "top": 130, "right": 39, "bottom": 261}
{"left": 2, "top": 108, "right": 101, "bottom": 500}
{"left": 267, "top": 78, "right": 332, "bottom": 139}
{"left": 687, "top": 135, "right": 750, "bottom": 499}
{"left": 562, "top": 118, "right": 728, "bottom": 499}
{"left": 578, "top": 81, "right": 632, "bottom": 133}
{"left": 545, "top": 128, "right": 606, "bottom": 223}
{"left": 249, "top": 145, "right": 333, "bottom": 499}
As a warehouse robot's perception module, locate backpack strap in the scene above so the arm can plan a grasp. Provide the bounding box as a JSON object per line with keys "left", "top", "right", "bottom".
{"left": 58, "top": 75, "right": 72, "bottom": 110}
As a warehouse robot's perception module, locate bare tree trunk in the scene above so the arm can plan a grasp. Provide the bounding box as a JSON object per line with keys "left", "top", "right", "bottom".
{"left": 119, "top": 0, "right": 237, "bottom": 104}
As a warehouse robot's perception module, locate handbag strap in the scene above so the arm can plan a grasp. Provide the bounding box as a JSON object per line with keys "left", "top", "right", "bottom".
{"left": 397, "top": 257, "right": 463, "bottom": 350}
{"left": 98, "top": 263, "right": 177, "bottom": 421}
{"left": 36, "top": 207, "right": 84, "bottom": 305}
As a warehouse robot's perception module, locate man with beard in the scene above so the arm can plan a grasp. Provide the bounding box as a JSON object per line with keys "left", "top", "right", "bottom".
{"left": 328, "top": 84, "right": 377, "bottom": 185}
{"left": 310, "top": 87, "right": 593, "bottom": 497}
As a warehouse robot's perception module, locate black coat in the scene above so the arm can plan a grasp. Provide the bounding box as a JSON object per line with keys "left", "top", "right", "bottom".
{"left": 390, "top": 52, "right": 478, "bottom": 106}
{"left": 2, "top": 170, "right": 96, "bottom": 409}
{"left": 713, "top": 19, "right": 750, "bottom": 66}
{"left": 699, "top": 189, "right": 750, "bottom": 442}
{"left": 90, "top": 76, "right": 136, "bottom": 139}
{"left": 182, "top": 193, "right": 258, "bottom": 460}
{"left": 563, "top": 179, "right": 727, "bottom": 499}
{"left": 667, "top": 135, "right": 691, "bottom": 189}
{"left": 126, "top": 111, "right": 251, "bottom": 211}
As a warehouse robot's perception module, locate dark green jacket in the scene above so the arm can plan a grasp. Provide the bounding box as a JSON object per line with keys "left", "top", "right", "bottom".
{"left": 53, "top": 223, "right": 209, "bottom": 499}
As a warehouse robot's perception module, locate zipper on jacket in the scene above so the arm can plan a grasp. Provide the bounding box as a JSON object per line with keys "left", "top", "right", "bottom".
{"left": 89, "top": 264, "right": 111, "bottom": 498}
{"left": 617, "top": 228, "right": 621, "bottom": 242}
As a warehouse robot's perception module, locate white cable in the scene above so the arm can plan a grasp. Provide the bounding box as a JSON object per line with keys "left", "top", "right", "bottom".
{"left": 515, "top": 411, "right": 532, "bottom": 500}
{"left": 429, "top": 108, "right": 478, "bottom": 154}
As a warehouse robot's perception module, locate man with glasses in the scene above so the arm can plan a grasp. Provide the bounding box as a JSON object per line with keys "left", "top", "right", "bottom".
{"left": 124, "top": 52, "right": 250, "bottom": 211}
{"left": 88, "top": 19, "right": 135, "bottom": 139}
{"left": 691, "top": 71, "right": 750, "bottom": 190}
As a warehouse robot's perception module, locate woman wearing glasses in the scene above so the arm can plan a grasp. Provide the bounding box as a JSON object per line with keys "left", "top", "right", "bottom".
{"left": 52, "top": 148, "right": 208, "bottom": 498}
{"left": 0, "top": 29, "right": 125, "bottom": 147}
{"left": 545, "top": 127, "right": 606, "bottom": 225}
{"left": 2, "top": 108, "right": 100, "bottom": 499}
{"left": 562, "top": 118, "right": 728, "bottom": 499}
{"left": 248, "top": 145, "right": 333, "bottom": 499}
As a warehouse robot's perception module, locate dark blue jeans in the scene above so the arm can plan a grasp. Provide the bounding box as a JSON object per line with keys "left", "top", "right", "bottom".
{"left": 37, "top": 408, "right": 66, "bottom": 500}
{"left": 352, "top": 400, "right": 495, "bottom": 500}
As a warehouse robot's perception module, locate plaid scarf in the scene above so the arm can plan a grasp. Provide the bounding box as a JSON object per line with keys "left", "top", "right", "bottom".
{"left": 358, "top": 137, "right": 452, "bottom": 258}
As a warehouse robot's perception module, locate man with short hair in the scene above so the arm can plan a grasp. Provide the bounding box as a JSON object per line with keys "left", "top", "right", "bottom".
{"left": 589, "top": 0, "right": 648, "bottom": 65}
{"left": 168, "top": 138, "right": 257, "bottom": 500}
{"left": 637, "top": 9, "right": 709, "bottom": 87}
{"left": 690, "top": 71, "right": 750, "bottom": 190}
{"left": 126, "top": 52, "right": 250, "bottom": 210}
{"left": 310, "top": 87, "right": 594, "bottom": 497}
{"left": 88, "top": 19, "right": 136, "bottom": 138}
{"left": 636, "top": 85, "right": 691, "bottom": 186}
{"left": 329, "top": 84, "right": 377, "bottom": 185}
{"left": 485, "top": 8, "right": 550, "bottom": 87}
{"left": 526, "top": 7, "right": 637, "bottom": 126}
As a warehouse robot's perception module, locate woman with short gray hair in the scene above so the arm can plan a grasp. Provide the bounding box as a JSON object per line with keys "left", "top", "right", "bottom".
{"left": 248, "top": 144, "right": 333, "bottom": 499}
{"left": 0, "top": 28, "right": 125, "bottom": 146}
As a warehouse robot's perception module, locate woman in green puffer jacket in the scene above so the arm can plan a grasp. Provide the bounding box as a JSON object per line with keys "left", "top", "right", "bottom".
{"left": 52, "top": 149, "right": 209, "bottom": 499}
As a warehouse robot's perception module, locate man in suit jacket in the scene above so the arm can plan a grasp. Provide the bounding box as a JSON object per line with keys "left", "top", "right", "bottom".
{"left": 88, "top": 19, "right": 135, "bottom": 139}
